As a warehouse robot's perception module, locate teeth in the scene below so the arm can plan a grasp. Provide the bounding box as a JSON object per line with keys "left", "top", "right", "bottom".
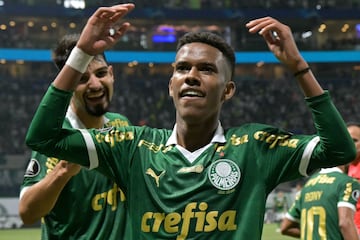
{"left": 182, "top": 90, "right": 203, "bottom": 97}
{"left": 87, "top": 92, "right": 104, "bottom": 98}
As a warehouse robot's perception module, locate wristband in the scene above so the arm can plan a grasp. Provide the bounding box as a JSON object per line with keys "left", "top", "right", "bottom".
{"left": 65, "top": 46, "right": 94, "bottom": 73}
{"left": 293, "top": 67, "right": 310, "bottom": 77}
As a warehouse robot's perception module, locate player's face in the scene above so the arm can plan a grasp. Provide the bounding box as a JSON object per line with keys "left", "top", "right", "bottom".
{"left": 72, "top": 56, "right": 114, "bottom": 116}
{"left": 348, "top": 125, "right": 360, "bottom": 163}
{"left": 169, "top": 42, "right": 235, "bottom": 124}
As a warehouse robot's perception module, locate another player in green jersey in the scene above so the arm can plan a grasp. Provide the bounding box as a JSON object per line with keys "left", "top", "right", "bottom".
{"left": 19, "top": 34, "right": 131, "bottom": 239}
{"left": 280, "top": 166, "right": 360, "bottom": 239}
{"left": 25, "top": 3, "right": 356, "bottom": 239}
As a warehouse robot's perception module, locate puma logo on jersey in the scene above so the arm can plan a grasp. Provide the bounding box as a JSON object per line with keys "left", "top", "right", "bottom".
{"left": 177, "top": 165, "right": 204, "bottom": 174}
{"left": 146, "top": 168, "right": 166, "bottom": 187}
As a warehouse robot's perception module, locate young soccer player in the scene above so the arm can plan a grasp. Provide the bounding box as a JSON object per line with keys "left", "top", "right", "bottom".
{"left": 25, "top": 3, "right": 356, "bottom": 239}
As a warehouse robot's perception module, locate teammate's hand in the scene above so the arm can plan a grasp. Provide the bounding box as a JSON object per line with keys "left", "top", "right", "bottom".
{"left": 77, "top": 3, "right": 135, "bottom": 56}
{"left": 57, "top": 160, "right": 82, "bottom": 177}
{"left": 246, "top": 17, "right": 305, "bottom": 72}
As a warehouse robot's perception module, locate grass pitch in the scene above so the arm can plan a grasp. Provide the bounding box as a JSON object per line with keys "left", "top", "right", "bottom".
{"left": 0, "top": 228, "right": 40, "bottom": 240}
{"left": 262, "top": 223, "right": 295, "bottom": 240}
{"left": 0, "top": 224, "right": 294, "bottom": 239}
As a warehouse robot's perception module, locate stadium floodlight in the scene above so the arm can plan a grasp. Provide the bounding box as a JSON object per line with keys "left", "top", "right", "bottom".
{"left": 64, "top": 0, "right": 85, "bottom": 9}
{"left": 301, "top": 31, "right": 312, "bottom": 39}
{"left": 0, "top": 0, "right": 4, "bottom": 7}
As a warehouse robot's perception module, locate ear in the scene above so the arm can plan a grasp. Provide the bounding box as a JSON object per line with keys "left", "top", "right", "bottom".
{"left": 108, "top": 65, "right": 114, "bottom": 82}
{"left": 222, "top": 81, "right": 236, "bottom": 101}
{"left": 168, "top": 78, "right": 174, "bottom": 97}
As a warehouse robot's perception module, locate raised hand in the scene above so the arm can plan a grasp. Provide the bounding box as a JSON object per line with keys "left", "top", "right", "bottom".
{"left": 77, "top": 3, "right": 135, "bottom": 56}
{"left": 246, "top": 16, "right": 305, "bottom": 72}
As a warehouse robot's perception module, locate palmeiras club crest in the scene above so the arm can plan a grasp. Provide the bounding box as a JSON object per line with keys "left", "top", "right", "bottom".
{"left": 208, "top": 159, "right": 241, "bottom": 191}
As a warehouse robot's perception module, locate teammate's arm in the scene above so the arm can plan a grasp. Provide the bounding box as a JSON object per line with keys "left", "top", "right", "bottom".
{"left": 26, "top": 4, "right": 134, "bottom": 163}
{"left": 338, "top": 206, "right": 360, "bottom": 240}
{"left": 54, "top": 4, "right": 134, "bottom": 92}
{"left": 280, "top": 217, "right": 300, "bottom": 238}
{"left": 19, "top": 160, "right": 80, "bottom": 224}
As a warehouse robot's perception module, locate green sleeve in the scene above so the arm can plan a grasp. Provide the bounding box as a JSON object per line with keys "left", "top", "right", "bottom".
{"left": 287, "top": 194, "right": 301, "bottom": 221}
{"left": 306, "top": 91, "right": 356, "bottom": 171}
{"left": 25, "top": 85, "right": 90, "bottom": 166}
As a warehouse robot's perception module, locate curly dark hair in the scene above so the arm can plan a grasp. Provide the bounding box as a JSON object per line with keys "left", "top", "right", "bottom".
{"left": 52, "top": 33, "right": 107, "bottom": 70}
{"left": 177, "top": 31, "right": 235, "bottom": 81}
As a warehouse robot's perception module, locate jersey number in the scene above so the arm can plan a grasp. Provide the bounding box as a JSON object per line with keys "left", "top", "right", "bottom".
{"left": 301, "top": 207, "right": 327, "bottom": 240}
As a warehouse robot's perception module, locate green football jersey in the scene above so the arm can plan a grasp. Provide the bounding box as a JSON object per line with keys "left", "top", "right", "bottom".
{"left": 76, "top": 123, "right": 319, "bottom": 239}
{"left": 20, "top": 110, "right": 131, "bottom": 240}
{"left": 27, "top": 86, "right": 356, "bottom": 239}
{"left": 286, "top": 168, "right": 360, "bottom": 240}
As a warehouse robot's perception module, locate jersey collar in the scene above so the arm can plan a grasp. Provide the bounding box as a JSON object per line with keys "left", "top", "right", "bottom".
{"left": 165, "top": 121, "right": 226, "bottom": 147}
{"left": 319, "top": 167, "right": 343, "bottom": 174}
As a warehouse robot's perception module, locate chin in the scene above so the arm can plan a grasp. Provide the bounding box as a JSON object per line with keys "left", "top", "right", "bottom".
{"left": 86, "top": 104, "right": 108, "bottom": 116}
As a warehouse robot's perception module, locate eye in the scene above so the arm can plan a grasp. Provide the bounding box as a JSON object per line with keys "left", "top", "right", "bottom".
{"left": 201, "top": 66, "right": 214, "bottom": 73}
{"left": 199, "top": 65, "right": 216, "bottom": 74}
{"left": 175, "top": 63, "right": 190, "bottom": 72}
{"left": 95, "top": 70, "right": 108, "bottom": 78}
{"left": 79, "top": 75, "right": 89, "bottom": 84}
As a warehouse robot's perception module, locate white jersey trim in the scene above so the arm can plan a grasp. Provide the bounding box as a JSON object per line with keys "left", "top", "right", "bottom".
{"left": 299, "top": 136, "right": 320, "bottom": 177}
{"left": 338, "top": 201, "right": 356, "bottom": 211}
{"left": 79, "top": 129, "right": 99, "bottom": 169}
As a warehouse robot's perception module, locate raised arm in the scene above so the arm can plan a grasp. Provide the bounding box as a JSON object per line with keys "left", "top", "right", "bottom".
{"left": 246, "top": 17, "right": 322, "bottom": 97}
{"left": 246, "top": 17, "right": 356, "bottom": 170}
{"left": 25, "top": 4, "right": 135, "bottom": 163}
{"left": 54, "top": 3, "right": 134, "bottom": 91}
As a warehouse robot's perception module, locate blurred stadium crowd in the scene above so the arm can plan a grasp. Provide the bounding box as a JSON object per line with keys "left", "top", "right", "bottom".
{"left": 0, "top": 0, "right": 360, "bottom": 197}
{"left": 1, "top": 62, "right": 359, "bottom": 155}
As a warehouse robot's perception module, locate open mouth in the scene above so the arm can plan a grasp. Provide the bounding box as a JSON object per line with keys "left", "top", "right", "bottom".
{"left": 180, "top": 89, "right": 205, "bottom": 98}
{"left": 85, "top": 91, "right": 106, "bottom": 103}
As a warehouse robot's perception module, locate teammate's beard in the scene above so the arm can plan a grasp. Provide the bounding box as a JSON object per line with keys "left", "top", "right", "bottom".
{"left": 84, "top": 87, "right": 110, "bottom": 117}
{"left": 85, "top": 102, "right": 110, "bottom": 117}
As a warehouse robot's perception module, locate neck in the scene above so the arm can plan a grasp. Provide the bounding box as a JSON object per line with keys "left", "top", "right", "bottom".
{"left": 176, "top": 118, "right": 218, "bottom": 152}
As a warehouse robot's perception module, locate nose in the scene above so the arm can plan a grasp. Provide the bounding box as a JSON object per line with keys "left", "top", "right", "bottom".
{"left": 185, "top": 67, "right": 200, "bottom": 86}
{"left": 87, "top": 75, "right": 103, "bottom": 90}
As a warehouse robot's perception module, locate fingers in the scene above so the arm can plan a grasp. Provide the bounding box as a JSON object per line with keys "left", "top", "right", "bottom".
{"left": 88, "top": 3, "right": 134, "bottom": 30}
{"left": 113, "top": 22, "right": 131, "bottom": 37}
{"left": 93, "top": 4, "right": 134, "bottom": 18}
{"left": 109, "top": 4, "right": 135, "bottom": 23}
{"left": 77, "top": 4, "right": 135, "bottom": 53}
{"left": 96, "top": 4, "right": 134, "bottom": 39}
{"left": 246, "top": 17, "right": 278, "bottom": 35}
{"left": 246, "top": 16, "right": 293, "bottom": 43}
